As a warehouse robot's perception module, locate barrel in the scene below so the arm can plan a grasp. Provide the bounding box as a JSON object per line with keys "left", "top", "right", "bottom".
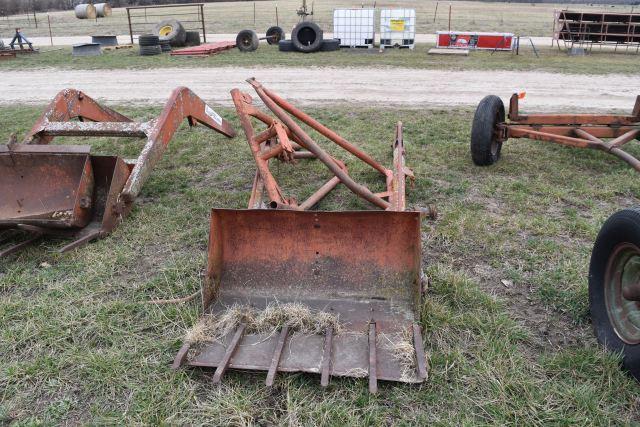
{"left": 95, "top": 3, "right": 112, "bottom": 18}
{"left": 74, "top": 4, "right": 97, "bottom": 19}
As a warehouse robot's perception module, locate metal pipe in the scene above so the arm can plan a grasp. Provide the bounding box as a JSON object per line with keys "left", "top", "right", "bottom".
{"left": 509, "top": 127, "right": 599, "bottom": 149}
{"left": 389, "top": 121, "right": 406, "bottom": 212}
{"left": 231, "top": 89, "right": 285, "bottom": 205}
{"left": 300, "top": 176, "right": 341, "bottom": 210}
{"left": 259, "top": 84, "right": 389, "bottom": 176}
{"left": 248, "top": 80, "right": 390, "bottom": 209}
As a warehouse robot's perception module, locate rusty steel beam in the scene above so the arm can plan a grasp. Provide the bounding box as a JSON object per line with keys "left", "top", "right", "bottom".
{"left": 247, "top": 79, "right": 391, "bottom": 210}
{"left": 368, "top": 322, "right": 378, "bottom": 394}
{"left": 25, "top": 88, "right": 133, "bottom": 144}
{"left": 508, "top": 127, "right": 600, "bottom": 149}
{"left": 231, "top": 88, "right": 287, "bottom": 205}
{"left": 232, "top": 81, "right": 408, "bottom": 212}
{"left": 574, "top": 129, "right": 640, "bottom": 172}
{"left": 507, "top": 93, "right": 640, "bottom": 126}
{"left": 507, "top": 125, "right": 639, "bottom": 139}
{"left": 389, "top": 121, "right": 408, "bottom": 212}
{"left": 1, "top": 87, "right": 235, "bottom": 257}
{"left": 259, "top": 82, "right": 389, "bottom": 176}
{"left": 501, "top": 93, "right": 640, "bottom": 176}
{"left": 122, "top": 87, "right": 236, "bottom": 201}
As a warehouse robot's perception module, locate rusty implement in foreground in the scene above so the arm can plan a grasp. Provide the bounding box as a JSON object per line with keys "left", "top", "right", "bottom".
{"left": 0, "top": 88, "right": 235, "bottom": 257}
{"left": 174, "top": 79, "right": 428, "bottom": 393}
{"left": 470, "top": 93, "right": 640, "bottom": 169}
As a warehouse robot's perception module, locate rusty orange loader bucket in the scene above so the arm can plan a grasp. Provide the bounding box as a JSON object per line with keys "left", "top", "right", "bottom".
{"left": 174, "top": 79, "right": 430, "bottom": 393}
{"left": 1, "top": 88, "right": 235, "bottom": 257}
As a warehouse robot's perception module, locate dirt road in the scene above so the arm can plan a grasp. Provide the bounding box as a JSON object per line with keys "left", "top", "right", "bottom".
{"left": 0, "top": 67, "right": 636, "bottom": 111}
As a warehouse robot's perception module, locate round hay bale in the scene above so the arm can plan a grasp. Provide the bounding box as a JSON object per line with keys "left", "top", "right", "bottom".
{"left": 75, "top": 4, "right": 97, "bottom": 20}
{"left": 95, "top": 3, "right": 112, "bottom": 18}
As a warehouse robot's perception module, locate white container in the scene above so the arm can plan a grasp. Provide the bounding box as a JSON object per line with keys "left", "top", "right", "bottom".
{"left": 75, "top": 4, "right": 97, "bottom": 19}
{"left": 380, "top": 9, "right": 416, "bottom": 49}
{"left": 333, "top": 9, "right": 375, "bottom": 48}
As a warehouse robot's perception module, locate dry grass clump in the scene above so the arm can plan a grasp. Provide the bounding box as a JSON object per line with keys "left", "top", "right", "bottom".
{"left": 379, "top": 328, "right": 420, "bottom": 382}
{"left": 185, "top": 301, "right": 343, "bottom": 345}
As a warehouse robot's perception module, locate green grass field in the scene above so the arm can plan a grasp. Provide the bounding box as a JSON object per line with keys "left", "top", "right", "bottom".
{"left": 1, "top": 43, "right": 639, "bottom": 75}
{"left": 2, "top": 102, "right": 640, "bottom": 424}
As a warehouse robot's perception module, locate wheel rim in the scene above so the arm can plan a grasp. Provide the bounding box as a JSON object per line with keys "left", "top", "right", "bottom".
{"left": 159, "top": 26, "right": 173, "bottom": 37}
{"left": 605, "top": 242, "right": 640, "bottom": 344}
{"left": 240, "top": 35, "right": 252, "bottom": 47}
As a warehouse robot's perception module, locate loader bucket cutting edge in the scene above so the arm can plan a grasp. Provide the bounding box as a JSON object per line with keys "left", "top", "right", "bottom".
{"left": 179, "top": 208, "right": 428, "bottom": 388}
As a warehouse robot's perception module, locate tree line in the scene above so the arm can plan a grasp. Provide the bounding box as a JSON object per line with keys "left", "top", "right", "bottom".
{"left": 0, "top": 0, "right": 239, "bottom": 16}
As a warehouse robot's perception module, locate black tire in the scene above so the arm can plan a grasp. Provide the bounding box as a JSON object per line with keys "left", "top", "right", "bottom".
{"left": 154, "top": 18, "right": 187, "bottom": 47}
{"left": 589, "top": 207, "right": 640, "bottom": 381}
{"left": 185, "top": 31, "right": 201, "bottom": 46}
{"left": 236, "top": 29, "right": 259, "bottom": 52}
{"left": 470, "top": 95, "right": 505, "bottom": 166}
{"left": 291, "top": 21, "right": 323, "bottom": 53}
{"left": 278, "top": 40, "right": 295, "bottom": 52}
{"left": 139, "top": 45, "right": 162, "bottom": 56}
{"left": 266, "top": 26, "right": 285, "bottom": 45}
{"left": 159, "top": 41, "right": 172, "bottom": 52}
{"left": 320, "top": 38, "right": 340, "bottom": 52}
{"left": 138, "top": 34, "right": 160, "bottom": 47}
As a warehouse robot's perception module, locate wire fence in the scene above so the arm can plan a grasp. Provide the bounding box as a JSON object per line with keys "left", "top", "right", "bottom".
{"left": 0, "top": 1, "right": 638, "bottom": 43}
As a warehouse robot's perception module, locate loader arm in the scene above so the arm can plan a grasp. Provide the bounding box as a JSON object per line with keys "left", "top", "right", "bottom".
{"left": 24, "top": 88, "right": 133, "bottom": 144}
{"left": 122, "top": 86, "right": 236, "bottom": 201}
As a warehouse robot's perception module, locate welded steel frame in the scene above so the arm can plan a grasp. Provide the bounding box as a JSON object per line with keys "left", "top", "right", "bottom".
{"left": 231, "top": 78, "right": 414, "bottom": 212}
{"left": 499, "top": 93, "right": 640, "bottom": 172}
{"left": 1, "top": 87, "right": 235, "bottom": 257}
{"left": 172, "top": 79, "right": 426, "bottom": 393}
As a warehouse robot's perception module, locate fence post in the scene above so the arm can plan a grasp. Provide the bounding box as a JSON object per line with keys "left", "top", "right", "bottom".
{"left": 201, "top": 4, "right": 206, "bottom": 43}
{"left": 127, "top": 8, "right": 134, "bottom": 45}
{"left": 48, "top": 14, "right": 53, "bottom": 46}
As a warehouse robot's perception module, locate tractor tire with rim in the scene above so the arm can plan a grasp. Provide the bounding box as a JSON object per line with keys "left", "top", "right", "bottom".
{"left": 266, "top": 26, "right": 285, "bottom": 45}
{"left": 589, "top": 207, "right": 640, "bottom": 381}
{"left": 138, "top": 34, "right": 160, "bottom": 47}
{"left": 154, "top": 18, "right": 186, "bottom": 47}
{"left": 278, "top": 40, "right": 295, "bottom": 52}
{"left": 140, "top": 45, "right": 162, "bottom": 56}
{"left": 320, "top": 38, "right": 340, "bottom": 52}
{"left": 185, "top": 31, "right": 201, "bottom": 46}
{"left": 470, "top": 95, "right": 505, "bottom": 166}
{"left": 236, "top": 29, "right": 259, "bottom": 52}
{"left": 291, "top": 21, "right": 323, "bottom": 53}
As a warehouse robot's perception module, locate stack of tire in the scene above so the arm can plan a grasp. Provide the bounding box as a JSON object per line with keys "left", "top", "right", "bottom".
{"left": 154, "top": 19, "right": 186, "bottom": 47}
{"left": 278, "top": 22, "right": 339, "bottom": 53}
{"left": 139, "top": 34, "right": 162, "bottom": 56}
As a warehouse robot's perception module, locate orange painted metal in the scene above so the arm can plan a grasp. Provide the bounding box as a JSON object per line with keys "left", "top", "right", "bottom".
{"left": 177, "top": 79, "right": 427, "bottom": 392}
{"left": 231, "top": 78, "right": 410, "bottom": 211}
{"left": 1, "top": 87, "right": 235, "bottom": 256}
{"left": 502, "top": 93, "right": 640, "bottom": 172}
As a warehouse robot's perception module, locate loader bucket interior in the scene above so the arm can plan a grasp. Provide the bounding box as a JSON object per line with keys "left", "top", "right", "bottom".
{"left": 0, "top": 144, "right": 131, "bottom": 240}
{"left": 178, "top": 209, "right": 427, "bottom": 390}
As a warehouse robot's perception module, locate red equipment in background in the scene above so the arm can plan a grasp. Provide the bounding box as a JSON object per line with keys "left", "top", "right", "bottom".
{"left": 436, "top": 31, "right": 514, "bottom": 50}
